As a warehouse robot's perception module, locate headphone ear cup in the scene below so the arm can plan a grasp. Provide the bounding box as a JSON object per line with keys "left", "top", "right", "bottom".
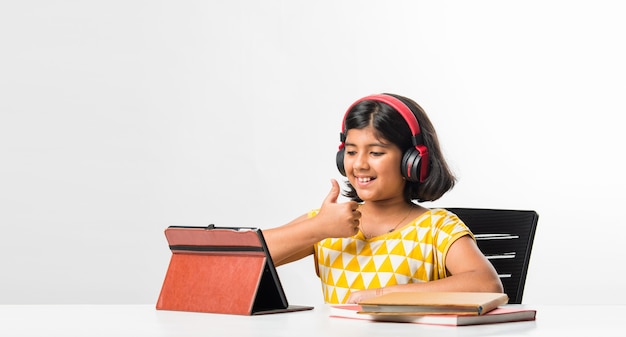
{"left": 336, "top": 149, "right": 347, "bottom": 176}
{"left": 401, "top": 149, "right": 422, "bottom": 183}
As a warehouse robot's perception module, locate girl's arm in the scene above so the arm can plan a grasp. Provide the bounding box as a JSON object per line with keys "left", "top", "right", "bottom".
{"left": 264, "top": 179, "right": 361, "bottom": 266}
{"left": 263, "top": 214, "right": 319, "bottom": 266}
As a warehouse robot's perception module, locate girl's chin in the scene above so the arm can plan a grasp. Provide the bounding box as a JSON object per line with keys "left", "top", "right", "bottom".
{"left": 354, "top": 191, "right": 375, "bottom": 201}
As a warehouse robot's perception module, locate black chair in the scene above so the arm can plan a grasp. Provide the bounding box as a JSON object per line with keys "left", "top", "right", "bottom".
{"left": 445, "top": 208, "right": 538, "bottom": 304}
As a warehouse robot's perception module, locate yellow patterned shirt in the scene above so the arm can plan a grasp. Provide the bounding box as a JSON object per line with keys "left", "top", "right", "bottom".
{"left": 313, "top": 208, "right": 473, "bottom": 304}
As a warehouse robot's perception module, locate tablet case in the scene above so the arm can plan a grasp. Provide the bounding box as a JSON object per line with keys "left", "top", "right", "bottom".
{"left": 156, "top": 225, "right": 313, "bottom": 315}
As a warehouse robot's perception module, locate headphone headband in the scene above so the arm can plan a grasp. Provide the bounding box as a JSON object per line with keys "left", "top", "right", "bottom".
{"left": 340, "top": 94, "right": 422, "bottom": 143}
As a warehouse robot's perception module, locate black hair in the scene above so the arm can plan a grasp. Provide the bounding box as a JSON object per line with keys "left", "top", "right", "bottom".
{"left": 342, "top": 93, "right": 456, "bottom": 203}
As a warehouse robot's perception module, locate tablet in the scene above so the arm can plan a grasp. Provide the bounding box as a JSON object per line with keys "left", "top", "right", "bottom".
{"left": 156, "top": 225, "right": 313, "bottom": 315}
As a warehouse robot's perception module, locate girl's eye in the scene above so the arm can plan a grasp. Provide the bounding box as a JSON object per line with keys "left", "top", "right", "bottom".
{"left": 371, "top": 152, "right": 384, "bottom": 156}
{"left": 346, "top": 151, "right": 357, "bottom": 156}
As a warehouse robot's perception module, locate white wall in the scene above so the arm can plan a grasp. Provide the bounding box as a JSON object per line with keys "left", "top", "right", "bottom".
{"left": 1, "top": 0, "right": 624, "bottom": 305}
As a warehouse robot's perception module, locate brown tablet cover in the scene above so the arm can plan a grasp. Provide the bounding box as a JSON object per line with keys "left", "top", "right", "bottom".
{"left": 156, "top": 226, "right": 312, "bottom": 315}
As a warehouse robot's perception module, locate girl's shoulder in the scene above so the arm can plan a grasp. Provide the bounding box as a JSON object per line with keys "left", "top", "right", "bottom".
{"left": 413, "top": 208, "right": 467, "bottom": 231}
{"left": 429, "top": 208, "right": 461, "bottom": 219}
{"left": 414, "top": 208, "right": 460, "bottom": 223}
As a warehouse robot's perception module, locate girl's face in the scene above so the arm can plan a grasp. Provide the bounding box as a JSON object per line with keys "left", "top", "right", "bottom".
{"left": 343, "top": 126, "right": 406, "bottom": 203}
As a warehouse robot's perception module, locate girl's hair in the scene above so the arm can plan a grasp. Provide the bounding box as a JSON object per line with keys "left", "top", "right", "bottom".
{"left": 342, "top": 93, "right": 456, "bottom": 203}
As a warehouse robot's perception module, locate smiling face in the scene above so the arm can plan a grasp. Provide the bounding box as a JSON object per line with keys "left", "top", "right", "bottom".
{"left": 343, "top": 126, "right": 406, "bottom": 204}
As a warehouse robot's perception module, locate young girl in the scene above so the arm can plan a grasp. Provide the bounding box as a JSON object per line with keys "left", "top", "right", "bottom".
{"left": 263, "top": 93, "right": 502, "bottom": 304}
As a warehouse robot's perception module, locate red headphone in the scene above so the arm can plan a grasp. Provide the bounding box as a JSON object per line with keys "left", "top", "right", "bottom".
{"left": 336, "top": 94, "right": 430, "bottom": 183}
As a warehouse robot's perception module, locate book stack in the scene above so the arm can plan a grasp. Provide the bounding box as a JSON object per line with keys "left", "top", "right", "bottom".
{"left": 330, "top": 292, "right": 536, "bottom": 326}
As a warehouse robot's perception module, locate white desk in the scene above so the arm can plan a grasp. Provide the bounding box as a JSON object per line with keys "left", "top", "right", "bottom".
{"left": 0, "top": 304, "right": 623, "bottom": 337}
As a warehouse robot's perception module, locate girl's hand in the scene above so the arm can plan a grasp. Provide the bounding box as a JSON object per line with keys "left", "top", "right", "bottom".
{"left": 316, "top": 179, "right": 361, "bottom": 238}
{"left": 345, "top": 288, "right": 384, "bottom": 304}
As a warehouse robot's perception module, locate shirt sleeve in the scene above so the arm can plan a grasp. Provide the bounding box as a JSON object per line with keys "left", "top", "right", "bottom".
{"left": 431, "top": 209, "right": 475, "bottom": 278}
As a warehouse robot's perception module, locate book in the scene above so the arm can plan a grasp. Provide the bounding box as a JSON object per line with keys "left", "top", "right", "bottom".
{"left": 329, "top": 304, "right": 537, "bottom": 326}
{"left": 358, "top": 292, "right": 509, "bottom": 315}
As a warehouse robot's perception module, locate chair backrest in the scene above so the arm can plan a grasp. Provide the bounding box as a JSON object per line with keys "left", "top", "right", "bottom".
{"left": 445, "top": 207, "right": 538, "bottom": 304}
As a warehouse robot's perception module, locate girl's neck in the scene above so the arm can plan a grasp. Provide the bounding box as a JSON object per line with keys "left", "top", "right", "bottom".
{"left": 358, "top": 201, "right": 426, "bottom": 239}
{"left": 360, "top": 199, "right": 414, "bottom": 215}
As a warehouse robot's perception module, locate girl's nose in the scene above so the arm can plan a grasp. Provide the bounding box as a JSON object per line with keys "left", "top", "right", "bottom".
{"left": 353, "top": 153, "right": 369, "bottom": 171}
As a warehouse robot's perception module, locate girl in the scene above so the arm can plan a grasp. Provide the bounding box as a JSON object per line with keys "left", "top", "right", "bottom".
{"left": 264, "top": 93, "right": 502, "bottom": 304}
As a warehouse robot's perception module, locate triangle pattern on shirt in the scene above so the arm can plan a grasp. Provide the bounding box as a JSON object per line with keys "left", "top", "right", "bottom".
{"left": 331, "top": 253, "right": 343, "bottom": 269}
{"left": 378, "top": 256, "right": 394, "bottom": 273}
{"left": 360, "top": 256, "right": 376, "bottom": 271}
{"left": 415, "top": 262, "right": 432, "bottom": 280}
{"left": 403, "top": 227, "right": 418, "bottom": 242}
{"left": 387, "top": 239, "right": 405, "bottom": 256}
{"left": 403, "top": 239, "right": 418, "bottom": 258}
{"left": 355, "top": 239, "right": 366, "bottom": 255}
{"left": 359, "top": 243, "right": 373, "bottom": 256}
{"left": 368, "top": 273, "right": 381, "bottom": 288}
{"left": 361, "top": 272, "right": 377, "bottom": 288}
{"left": 344, "top": 240, "right": 358, "bottom": 254}
{"left": 316, "top": 208, "right": 471, "bottom": 303}
{"left": 389, "top": 254, "right": 408, "bottom": 271}
{"left": 407, "top": 258, "right": 424, "bottom": 276}
{"left": 345, "top": 256, "right": 360, "bottom": 270}
{"left": 372, "top": 255, "right": 388, "bottom": 270}
{"left": 345, "top": 271, "right": 363, "bottom": 289}
{"left": 335, "top": 271, "right": 348, "bottom": 288}
{"left": 325, "top": 267, "right": 336, "bottom": 286}
{"left": 341, "top": 237, "right": 352, "bottom": 251}
{"left": 378, "top": 272, "right": 396, "bottom": 287}
{"left": 422, "top": 243, "right": 434, "bottom": 260}
{"left": 394, "top": 273, "right": 411, "bottom": 284}
{"left": 373, "top": 241, "right": 388, "bottom": 255}
{"left": 328, "top": 286, "right": 338, "bottom": 303}
{"left": 341, "top": 252, "right": 355, "bottom": 268}
{"left": 337, "top": 287, "right": 350, "bottom": 304}
{"left": 318, "top": 250, "right": 326, "bottom": 266}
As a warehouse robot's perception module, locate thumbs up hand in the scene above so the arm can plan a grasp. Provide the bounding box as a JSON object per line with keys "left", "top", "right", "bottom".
{"left": 315, "top": 179, "right": 361, "bottom": 238}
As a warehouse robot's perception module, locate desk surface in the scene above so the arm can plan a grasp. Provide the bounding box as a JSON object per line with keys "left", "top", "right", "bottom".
{"left": 1, "top": 304, "right": 623, "bottom": 337}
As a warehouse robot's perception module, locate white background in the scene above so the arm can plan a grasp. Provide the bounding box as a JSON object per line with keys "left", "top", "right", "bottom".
{"left": 1, "top": 1, "right": 624, "bottom": 305}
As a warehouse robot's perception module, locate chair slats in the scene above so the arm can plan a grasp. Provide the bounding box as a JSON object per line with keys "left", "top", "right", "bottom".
{"left": 445, "top": 208, "right": 538, "bottom": 304}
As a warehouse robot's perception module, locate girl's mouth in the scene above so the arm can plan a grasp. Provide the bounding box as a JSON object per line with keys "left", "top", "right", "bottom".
{"left": 356, "top": 176, "right": 375, "bottom": 184}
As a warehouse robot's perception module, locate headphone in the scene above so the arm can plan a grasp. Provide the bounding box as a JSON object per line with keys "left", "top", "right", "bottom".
{"left": 336, "top": 94, "right": 430, "bottom": 183}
